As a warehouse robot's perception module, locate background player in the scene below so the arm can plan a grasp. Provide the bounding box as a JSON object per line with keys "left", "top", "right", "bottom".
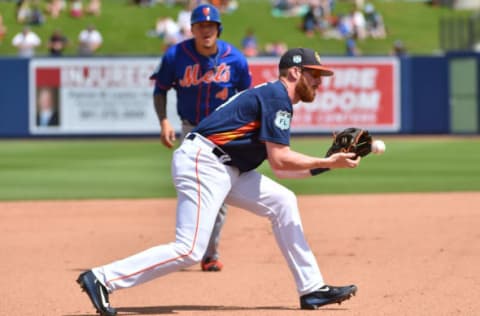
{"left": 149, "top": 3, "right": 252, "bottom": 271}
{"left": 77, "top": 48, "right": 360, "bottom": 315}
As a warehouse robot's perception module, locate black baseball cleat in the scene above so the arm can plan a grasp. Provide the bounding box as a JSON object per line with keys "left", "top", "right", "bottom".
{"left": 77, "top": 270, "right": 117, "bottom": 316}
{"left": 300, "top": 284, "right": 357, "bottom": 310}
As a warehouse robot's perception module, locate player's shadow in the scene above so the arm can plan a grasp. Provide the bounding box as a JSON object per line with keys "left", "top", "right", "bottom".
{"left": 120, "top": 305, "right": 294, "bottom": 314}
{"left": 66, "top": 304, "right": 350, "bottom": 315}
{"left": 118, "top": 305, "right": 349, "bottom": 314}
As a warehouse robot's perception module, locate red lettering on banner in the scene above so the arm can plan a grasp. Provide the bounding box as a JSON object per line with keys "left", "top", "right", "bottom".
{"left": 249, "top": 59, "right": 399, "bottom": 131}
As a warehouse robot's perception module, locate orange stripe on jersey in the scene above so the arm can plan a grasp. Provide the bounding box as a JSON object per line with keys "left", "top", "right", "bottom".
{"left": 207, "top": 121, "right": 260, "bottom": 145}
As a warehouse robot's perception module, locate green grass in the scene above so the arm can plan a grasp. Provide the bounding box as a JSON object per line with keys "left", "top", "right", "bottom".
{"left": 0, "top": 137, "right": 479, "bottom": 201}
{"left": 0, "top": 139, "right": 176, "bottom": 200}
{"left": 0, "top": 0, "right": 474, "bottom": 56}
{"left": 272, "top": 137, "right": 480, "bottom": 194}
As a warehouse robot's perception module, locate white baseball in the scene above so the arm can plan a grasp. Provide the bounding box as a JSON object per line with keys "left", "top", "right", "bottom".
{"left": 371, "top": 140, "right": 386, "bottom": 155}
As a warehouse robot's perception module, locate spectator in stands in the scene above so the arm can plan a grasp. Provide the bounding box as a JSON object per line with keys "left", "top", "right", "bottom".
{"left": 241, "top": 27, "right": 258, "bottom": 57}
{"left": 148, "top": 16, "right": 185, "bottom": 50}
{"left": 364, "top": 3, "right": 386, "bottom": 39}
{"left": 70, "top": 0, "right": 84, "bottom": 18}
{"left": 29, "top": 3, "right": 45, "bottom": 26}
{"left": 48, "top": 29, "right": 68, "bottom": 56}
{"left": 346, "top": 32, "right": 361, "bottom": 56}
{"left": 320, "top": 0, "right": 333, "bottom": 19}
{"left": 12, "top": 26, "right": 41, "bottom": 57}
{"left": 86, "top": 0, "right": 101, "bottom": 16}
{"left": 302, "top": 2, "right": 330, "bottom": 37}
{"left": 36, "top": 87, "right": 60, "bottom": 127}
{"left": 177, "top": 2, "right": 192, "bottom": 39}
{"left": 350, "top": 5, "right": 366, "bottom": 40}
{"left": 337, "top": 13, "right": 353, "bottom": 39}
{"left": 132, "top": 0, "right": 155, "bottom": 6}
{"left": 78, "top": 24, "right": 103, "bottom": 56}
{"left": 264, "top": 40, "right": 288, "bottom": 56}
{"left": 0, "top": 13, "right": 7, "bottom": 45}
{"left": 16, "top": 0, "right": 32, "bottom": 24}
{"left": 271, "top": 0, "right": 309, "bottom": 18}
{"left": 302, "top": 3, "right": 320, "bottom": 37}
{"left": 390, "top": 40, "right": 407, "bottom": 57}
{"left": 46, "top": 0, "right": 65, "bottom": 19}
{"left": 211, "top": 0, "right": 239, "bottom": 14}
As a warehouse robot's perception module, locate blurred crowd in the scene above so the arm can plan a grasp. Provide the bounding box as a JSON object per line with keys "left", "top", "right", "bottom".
{"left": 1, "top": 0, "right": 242, "bottom": 57}
{"left": 300, "top": 1, "right": 386, "bottom": 41}
{"left": 145, "top": 0, "right": 288, "bottom": 56}
{"left": 238, "top": 0, "right": 403, "bottom": 58}
{"left": 15, "top": 0, "right": 101, "bottom": 24}
{"left": 270, "top": 0, "right": 403, "bottom": 57}
{"left": 145, "top": 0, "right": 239, "bottom": 51}
{"left": 1, "top": 0, "right": 103, "bottom": 57}
{"left": 240, "top": 27, "right": 288, "bottom": 57}
{"left": 0, "top": 0, "right": 406, "bottom": 58}
{"left": 133, "top": 0, "right": 237, "bottom": 13}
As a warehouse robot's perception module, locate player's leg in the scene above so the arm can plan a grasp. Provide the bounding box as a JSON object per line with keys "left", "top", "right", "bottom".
{"left": 182, "top": 121, "right": 227, "bottom": 272}
{"left": 77, "top": 147, "right": 231, "bottom": 314}
{"left": 225, "top": 170, "right": 324, "bottom": 295}
{"left": 225, "top": 170, "right": 357, "bottom": 309}
{"left": 93, "top": 144, "right": 232, "bottom": 290}
{"left": 201, "top": 203, "right": 227, "bottom": 271}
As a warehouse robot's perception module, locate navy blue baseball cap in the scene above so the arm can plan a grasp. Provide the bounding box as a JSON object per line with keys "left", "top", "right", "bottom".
{"left": 191, "top": 4, "right": 222, "bottom": 25}
{"left": 279, "top": 48, "right": 333, "bottom": 76}
{"left": 190, "top": 4, "right": 223, "bottom": 36}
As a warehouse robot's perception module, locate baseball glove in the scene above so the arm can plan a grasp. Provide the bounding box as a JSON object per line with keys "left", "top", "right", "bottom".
{"left": 325, "top": 127, "right": 372, "bottom": 158}
{"left": 310, "top": 127, "right": 372, "bottom": 176}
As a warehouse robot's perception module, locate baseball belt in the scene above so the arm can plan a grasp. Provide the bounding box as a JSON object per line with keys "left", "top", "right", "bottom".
{"left": 186, "top": 133, "right": 232, "bottom": 164}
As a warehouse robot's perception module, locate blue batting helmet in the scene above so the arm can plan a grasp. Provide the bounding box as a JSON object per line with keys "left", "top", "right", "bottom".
{"left": 190, "top": 4, "right": 223, "bottom": 36}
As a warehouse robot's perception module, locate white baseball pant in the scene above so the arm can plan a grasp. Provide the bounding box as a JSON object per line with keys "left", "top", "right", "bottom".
{"left": 92, "top": 133, "right": 324, "bottom": 295}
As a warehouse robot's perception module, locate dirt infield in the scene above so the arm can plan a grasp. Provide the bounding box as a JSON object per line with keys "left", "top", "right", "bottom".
{"left": 1, "top": 192, "right": 479, "bottom": 316}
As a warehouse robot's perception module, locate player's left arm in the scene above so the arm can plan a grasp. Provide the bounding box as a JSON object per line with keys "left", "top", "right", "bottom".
{"left": 151, "top": 48, "right": 177, "bottom": 148}
{"left": 266, "top": 142, "right": 359, "bottom": 179}
{"left": 266, "top": 142, "right": 318, "bottom": 171}
{"left": 271, "top": 169, "right": 313, "bottom": 179}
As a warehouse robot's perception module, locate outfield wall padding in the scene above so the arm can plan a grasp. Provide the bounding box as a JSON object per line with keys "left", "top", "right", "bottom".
{"left": 0, "top": 55, "right": 477, "bottom": 137}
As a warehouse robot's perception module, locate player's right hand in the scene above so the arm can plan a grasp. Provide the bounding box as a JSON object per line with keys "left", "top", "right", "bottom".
{"left": 160, "top": 119, "right": 176, "bottom": 149}
{"left": 327, "top": 152, "right": 360, "bottom": 169}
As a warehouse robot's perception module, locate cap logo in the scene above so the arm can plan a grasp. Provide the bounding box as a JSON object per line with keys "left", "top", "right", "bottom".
{"left": 203, "top": 7, "right": 210, "bottom": 17}
{"left": 314, "top": 52, "right": 321, "bottom": 64}
{"left": 292, "top": 55, "right": 302, "bottom": 64}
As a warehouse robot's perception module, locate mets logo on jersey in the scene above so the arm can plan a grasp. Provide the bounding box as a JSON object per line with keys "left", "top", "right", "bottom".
{"left": 274, "top": 110, "right": 291, "bottom": 130}
{"left": 179, "top": 63, "right": 231, "bottom": 87}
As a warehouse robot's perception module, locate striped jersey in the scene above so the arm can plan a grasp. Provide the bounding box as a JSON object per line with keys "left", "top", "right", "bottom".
{"left": 193, "top": 80, "right": 293, "bottom": 172}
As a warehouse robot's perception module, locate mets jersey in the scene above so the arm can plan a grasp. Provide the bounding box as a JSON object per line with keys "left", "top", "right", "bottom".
{"left": 193, "top": 80, "right": 292, "bottom": 172}
{"left": 151, "top": 38, "right": 252, "bottom": 125}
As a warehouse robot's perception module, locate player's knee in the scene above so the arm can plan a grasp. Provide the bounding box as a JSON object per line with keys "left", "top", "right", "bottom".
{"left": 172, "top": 245, "right": 204, "bottom": 266}
{"left": 173, "top": 236, "right": 208, "bottom": 265}
{"left": 275, "top": 187, "right": 297, "bottom": 207}
{"left": 187, "top": 246, "right": 206, "bottom": 263}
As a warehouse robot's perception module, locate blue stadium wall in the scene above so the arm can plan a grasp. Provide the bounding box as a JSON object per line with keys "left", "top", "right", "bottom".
{"left": 0, "top": 55, "right": 477, "bottom": 137}
{"left": 0, "top": 58, "right": 30, "bottom": 137}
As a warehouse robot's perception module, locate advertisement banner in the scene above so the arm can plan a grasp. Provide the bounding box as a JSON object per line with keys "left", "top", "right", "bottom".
{"left": 30, "top": 57, "right": 400, "bottom": 135}
{"left": 249, "top": 57, "right": 400, "bottom": 132}
{"left": 29, "top": 58, "right": 180, "bottom": 135}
